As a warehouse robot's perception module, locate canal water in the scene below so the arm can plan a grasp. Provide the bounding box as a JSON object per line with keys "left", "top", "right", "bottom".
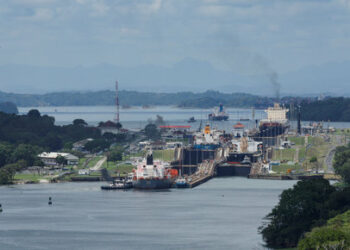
{"left": 0, "top": 178, "right": 297, "bottom": 250}
{"left": 18, "top": 105, "right": 350, "bottom": 131}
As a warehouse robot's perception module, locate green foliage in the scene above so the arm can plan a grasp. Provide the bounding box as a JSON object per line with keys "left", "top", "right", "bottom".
{"left": 108, "top": 150, "right": 123, "bottom": 162}
{"left": 84, "top": 139, "right": 110, "bottom": 153}
{"left": 260, "top": 179, "right": 336, "bottom": 248}
{"left": 0, "top": 111, "right": 101, "bottom": 150}
{"left": 298, "top": 226, "right": 349, "bottom": 250}
{"left": 298, "top": 210, "right": 350, "bottom": 250}
{"left": 56, "top": 155, "right": 67, "bottom": 165}
{"left": 0, "top": 111, "right": 105, "bottom": 184}
{"left": 27, "top": 109, "right": 41, "bottom": 119}
{"left": 310, "top": 156, "right": 317, "bottom": 163}
{"left": 73, "top": 119, "right": 87, "bottom": 126}
{"left": 0, "top": 162, "right": 24, "bottom": 184}
{"left": 11, "top": 144, "right": 38, "bottom": 166}
{"left": 334, "top": 144, "right": 350, "bottom": 183}
{"left": 300, "top": 97, "right": 350, "bottom": 122}
{"left": 144, "top": 123, "right": 161, "bottom": 140}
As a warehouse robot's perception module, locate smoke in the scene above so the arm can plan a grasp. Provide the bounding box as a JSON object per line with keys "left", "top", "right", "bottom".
{"left": 250, "top": 53, "right": 281, "bottom": 100}
{"left": 270, "top": 72, "right": 280, "bottom": 100}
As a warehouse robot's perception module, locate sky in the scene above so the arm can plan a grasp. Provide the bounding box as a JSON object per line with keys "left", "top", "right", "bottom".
{"left": 0, "top": 0, "right": 350, "bottom": 93}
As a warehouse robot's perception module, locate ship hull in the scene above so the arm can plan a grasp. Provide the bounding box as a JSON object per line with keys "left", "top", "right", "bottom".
{"left": 133, "top": 179, "right": 174, "bottom": 189}
{"left": 208, "top": 115, "right": 229, "bottom": 121}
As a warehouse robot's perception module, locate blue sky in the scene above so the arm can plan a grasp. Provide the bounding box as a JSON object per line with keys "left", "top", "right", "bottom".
{"left": 0, "top": 0, "right": 350, "bottom": 93}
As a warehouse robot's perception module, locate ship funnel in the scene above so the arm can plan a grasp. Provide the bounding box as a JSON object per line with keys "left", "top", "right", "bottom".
{"left": 146, "top": 151, "right": 153, "bottom": 165}
{"left": 204, "top": 124, "right": 211, "bottom": 134}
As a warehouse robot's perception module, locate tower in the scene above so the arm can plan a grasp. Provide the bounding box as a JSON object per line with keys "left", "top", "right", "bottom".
{"left": 115, "top": 80, "right": 120, "bottom": 123}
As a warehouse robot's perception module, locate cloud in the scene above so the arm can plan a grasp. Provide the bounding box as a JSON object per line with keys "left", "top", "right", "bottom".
{"left": 197, "top": 4, "right": 228, "bottom": 16}
{"left": 338, "top": 0, "right": 350, "bottom": 9}
{"left": 90, "top": 1, "right": 109, "bottom": 16}
{"left": 19, "top": 7, "right": 54, "bottom": 21}
{"left": 137, "top": 0, "right": 163, "bottom": 14}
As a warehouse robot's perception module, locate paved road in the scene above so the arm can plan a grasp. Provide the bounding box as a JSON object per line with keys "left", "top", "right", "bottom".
{"left": 90, "top": 156, "right": 107, "bottom": 171}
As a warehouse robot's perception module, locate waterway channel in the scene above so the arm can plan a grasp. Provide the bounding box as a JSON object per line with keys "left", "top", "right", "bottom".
{"left": 0, "top": 177, "right": 297, "bottom": 250}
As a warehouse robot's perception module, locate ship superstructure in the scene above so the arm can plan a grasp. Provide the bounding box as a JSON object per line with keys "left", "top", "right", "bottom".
{"left": 257, "top": 103, "right": 289, "bottom": 137}
{"left": 132, "top": 152, "right": 178, "bottom": 189}
{"left": 193, "top": 124, "right": 222, "bottom": 150}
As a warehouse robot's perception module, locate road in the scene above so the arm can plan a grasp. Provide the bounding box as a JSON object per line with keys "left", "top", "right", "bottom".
{"left": 325, "top": 147, "right": 336, "bottom": 173}
{"left": 90, "top": 156, "right": 107, "bottom": 171}
{"left": 325, "top": 135, "right": 343, "bottom": 173}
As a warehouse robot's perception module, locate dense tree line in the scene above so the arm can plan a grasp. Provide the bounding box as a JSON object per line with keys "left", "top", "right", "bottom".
{"left": 0, "top": 111, "right": 105, "bottom": 184}
{"left": 260, "top": 179, "right": 350, "bottom": 248}
{"left": 0, "top": 110, "right": 101, "bottom": 151}
{"left": 0, "top": 89, "right": 311, "bottom": 108}
{"left": 300, "top": 97, "right": 350, "bottom": 122}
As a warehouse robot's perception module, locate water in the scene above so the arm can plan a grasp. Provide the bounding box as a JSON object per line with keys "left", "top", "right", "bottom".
{"left": 18, "top": 106, "right": 266, "bottom": 131}
{"left": 0, "top": 178, "right": 297, "bottom": 250}
{"left": 18, "top": 106, "right": 350, "bottom": 131}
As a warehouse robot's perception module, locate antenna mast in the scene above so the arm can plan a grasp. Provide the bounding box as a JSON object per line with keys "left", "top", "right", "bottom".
{"left": 115, "top": 80, "right": 120, "bottom": 123}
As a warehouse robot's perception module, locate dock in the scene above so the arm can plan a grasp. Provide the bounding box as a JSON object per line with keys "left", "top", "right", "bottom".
{"left": 187, "top": 148, "right": 226, "bottom": 188}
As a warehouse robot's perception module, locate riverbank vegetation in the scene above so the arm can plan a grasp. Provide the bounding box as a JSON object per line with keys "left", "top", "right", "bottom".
{"left": 300, "top": 97, "right": 350, "bottom": 122}
{"left": 0, "top": 110, "right": 132, "bottom": 184}
{"left": 261, "top": 142, "right": 350, "bottom": 249}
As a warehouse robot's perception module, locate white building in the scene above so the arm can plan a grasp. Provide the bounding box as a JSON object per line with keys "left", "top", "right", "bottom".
{"left": 38, "top": 152, "right": 79, "bottom": 166}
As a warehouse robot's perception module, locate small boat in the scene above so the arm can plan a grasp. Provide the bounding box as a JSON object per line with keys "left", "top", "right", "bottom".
{"left": 187, "top": 117, "right": 196, "bottom": 123}
{"left": 175, "top": 177, "right": 189, "bottom": 188}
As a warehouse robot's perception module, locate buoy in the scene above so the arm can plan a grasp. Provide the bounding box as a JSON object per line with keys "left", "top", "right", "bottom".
{"left": 0, "top": 204, "right": 2, "bottom": 213}
{"left": 48, "top": 197, "right": 52, "bottom": 205}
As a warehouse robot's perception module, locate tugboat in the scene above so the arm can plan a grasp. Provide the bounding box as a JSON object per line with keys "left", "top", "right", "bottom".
{"left": 101, "top": 174, "right": 133, "bottom": 190}
{"left": 175, "top": 177, "right": 189, "bottom": 188}
{"left": 132, "top": 151, "right": 178, "bottom": 189}
{"left": 208, "top": 104, "right": 229, "bottom": 121}
{"left": 187, "top": 116, "right": 196, "bottom": 123}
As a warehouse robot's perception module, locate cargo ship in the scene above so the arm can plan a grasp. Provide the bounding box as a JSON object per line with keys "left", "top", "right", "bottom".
{"left": 132, "top": 152, "right": 178, "bottom": 189}
{"left": 208, "top": 104, "right": 229, "bottom": 121}
{"left": 256, "top": 103, "right": 289, "bottom": 137}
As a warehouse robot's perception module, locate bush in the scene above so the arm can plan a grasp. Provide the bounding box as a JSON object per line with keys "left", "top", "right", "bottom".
{"left": 298, "top": 226, "right": 349, "bottom": 250}
{"left": 260, "top": 179, "right": 336, "bottom": 248}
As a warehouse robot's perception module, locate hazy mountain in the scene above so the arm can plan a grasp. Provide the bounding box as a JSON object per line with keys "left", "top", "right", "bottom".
{"left": 0, "top": 58, "right": 349, "bottom": 96}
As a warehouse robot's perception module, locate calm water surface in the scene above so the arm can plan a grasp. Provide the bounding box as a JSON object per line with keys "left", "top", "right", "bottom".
{"left": 18, "top": 106, "right": 350, "bottom": 130}
{"left": 0, "top": 178, "right": 297, "bottom": 250}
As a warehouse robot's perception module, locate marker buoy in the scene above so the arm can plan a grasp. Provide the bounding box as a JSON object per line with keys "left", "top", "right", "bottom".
{"left": 0, "top": 204, "right": 2, "bottom": 212}
{"left": 48, "top": 197, "right": 52, "bottom": 205}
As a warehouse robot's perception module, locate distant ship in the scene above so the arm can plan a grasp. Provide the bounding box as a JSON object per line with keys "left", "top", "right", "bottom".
{"left": 132, "top": 152, "right": 178, "bottom": 189}
{"left": 208, "top": 104, "right": 229, "bottom": 121}
{"left": 187, "top": 116, "right": 196, "bottom": 123}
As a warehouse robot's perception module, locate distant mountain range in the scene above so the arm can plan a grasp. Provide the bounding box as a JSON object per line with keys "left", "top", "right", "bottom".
{"left": 0, "top": 58, "right": 349, "bottom": 96}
